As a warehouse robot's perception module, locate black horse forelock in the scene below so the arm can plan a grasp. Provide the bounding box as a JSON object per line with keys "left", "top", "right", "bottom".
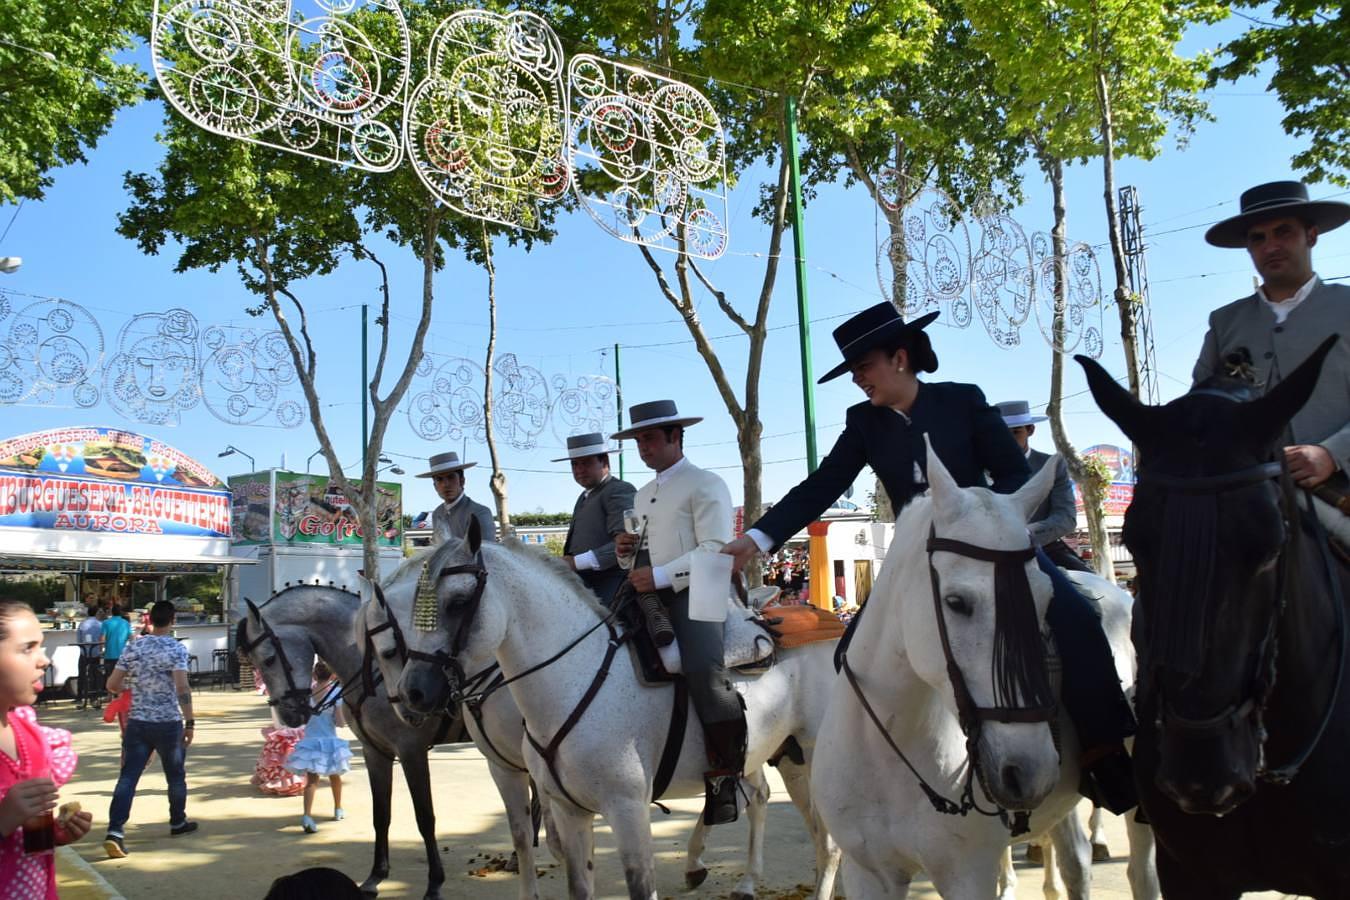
{"left": 1148, "top": 489, "right": 1220, "bottom": 677}
{"left": 992, "top": 559, "right": 1056, "bottom": 712}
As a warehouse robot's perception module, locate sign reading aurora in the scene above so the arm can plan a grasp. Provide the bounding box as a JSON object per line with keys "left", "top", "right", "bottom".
{"left": 567, "top": 55, "right": 728, "bottom": 259}
{"left": 151, "top": 0, "right": 411, "bottom": 172}
{"left": 404, "top": 10, "right": 569, "bottom": 229}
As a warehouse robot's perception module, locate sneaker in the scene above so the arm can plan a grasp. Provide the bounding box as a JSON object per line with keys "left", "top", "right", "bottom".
{"left": 333, "top": 808, "right": 344, "bottom": 821}
{"left": 103, "top": 834, "right": 127, "bottom": 859}
{"left": 169, "top": 820, "right": 198, "bottom": 837}
{"left": 301, "top": 815, "right": 318, "bottom": 834}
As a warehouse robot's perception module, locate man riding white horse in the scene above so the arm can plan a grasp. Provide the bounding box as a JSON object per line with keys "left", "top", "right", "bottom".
{"left": 612, "top": 400, "right": 748, "bottom": 826}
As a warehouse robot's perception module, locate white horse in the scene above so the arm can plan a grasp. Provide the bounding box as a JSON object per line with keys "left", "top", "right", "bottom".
{"left": 367, "top": 530, "right": 842, "bottom": 900}
{"left": 812, "top": 447, "right": 1155, "bottom": 899}
{"left": 238, "top": 584, "right": 552, "bottom": 900}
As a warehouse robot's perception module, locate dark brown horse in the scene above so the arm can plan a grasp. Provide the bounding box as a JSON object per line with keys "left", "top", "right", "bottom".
{"left": 1080, "top": 336, "right": 1350, "bottom": 899}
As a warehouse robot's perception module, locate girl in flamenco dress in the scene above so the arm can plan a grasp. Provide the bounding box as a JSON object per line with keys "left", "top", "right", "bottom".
{"left": 284, "top": 660, "right": 351, "bottom": 833}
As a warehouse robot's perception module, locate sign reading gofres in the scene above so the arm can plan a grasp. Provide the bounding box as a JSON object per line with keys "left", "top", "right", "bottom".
{"left": 0, "top": 427, "right": 230, "bottom": 538}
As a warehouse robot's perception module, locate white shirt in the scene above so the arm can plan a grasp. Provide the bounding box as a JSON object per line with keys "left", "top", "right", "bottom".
{"left": 1257, "top": 274, "right": 1319, "bottom": 324}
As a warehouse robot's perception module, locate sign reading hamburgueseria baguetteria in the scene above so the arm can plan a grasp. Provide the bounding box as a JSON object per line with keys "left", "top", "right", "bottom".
{"left": 0, "top": 426, "right": 230, "bottom": 538}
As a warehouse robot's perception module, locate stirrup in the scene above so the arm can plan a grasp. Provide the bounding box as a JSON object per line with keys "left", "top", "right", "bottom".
{"left": 702, "top": 772, "right": 739, "bottom": 825}
{"left": 638, "top": 592, "right": 676, "bottom": 647}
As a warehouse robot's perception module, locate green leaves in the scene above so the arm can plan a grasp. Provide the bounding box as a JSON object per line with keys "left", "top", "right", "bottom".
{"left": 1214, "top": 2, "right": 1349, "bottom": 186}
{"left": 0, "top": 0, "right": 150, "bottom": 204}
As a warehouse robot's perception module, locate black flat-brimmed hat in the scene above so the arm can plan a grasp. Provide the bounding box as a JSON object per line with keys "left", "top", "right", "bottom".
{"left": 817, "top": 302, "right": 940, "bottom": 383}
{"left": 1204, "top": 180, "right": 1350, "bottom": 248}
{"left": 550, "top": 432, "right": 617, "bottom": 462}
{"left": 610, "top": 400, "right": 702, "bottom": 440}
{"left": 415, "top": 451, "right": 476, "bottom": 478}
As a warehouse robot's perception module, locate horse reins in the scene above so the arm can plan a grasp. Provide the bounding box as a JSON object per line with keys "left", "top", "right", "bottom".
{"left": 1142, "top": 456, "right": 1347, "bottom": 785}
{"left": 839, "top": 525, "right": 1057, "bottom": 836}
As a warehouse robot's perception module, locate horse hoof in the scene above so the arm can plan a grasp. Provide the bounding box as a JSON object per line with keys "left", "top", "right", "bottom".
{"left": 1025, "top": 843, "right": 1044, "bottom": 866}
{"left": 1092, "top": 841, "right": 1110, "bottom": 862}
{"left": 685, "top": 868, "right": 708, "bottom": 889}
{"left": 359, "top": 886, "right": 379, "bottom": 898}
{"left": 730, "top": 892, "right": 755, "bottom": 900}
{"left": 506, "top": 852, "right": 520, "bottom": 874}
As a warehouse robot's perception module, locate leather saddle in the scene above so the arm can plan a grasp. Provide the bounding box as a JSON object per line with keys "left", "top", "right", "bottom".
{"left": 620, "top": 593, "right": 778, "bottom": 686}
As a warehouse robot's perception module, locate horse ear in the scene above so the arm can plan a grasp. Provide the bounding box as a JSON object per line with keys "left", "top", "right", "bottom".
{"left": 467, "top": 514, "right": 482, "bottom": 555}
{"left": 1076, "top": 355, "right": 1151, "bottom": 443}
{"left": 1012, "top": 453, "right": 1059, "bottom": 524}
{"left": 1243, "top": 334, "right": 1340, "bottom": 449}
{"left": 925, "top": 436, "right": 963, "bottom": 522}
{"left": 245, "top": 598, "right": 261, "bottom": 619}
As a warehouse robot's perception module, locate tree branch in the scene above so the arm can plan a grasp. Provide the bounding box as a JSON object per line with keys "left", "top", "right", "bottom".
{"left": 688, "top": 257, "right": 750, "bottom": 333}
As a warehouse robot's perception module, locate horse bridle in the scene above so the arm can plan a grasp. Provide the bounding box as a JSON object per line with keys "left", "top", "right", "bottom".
{"left": 840, "top": 525, "right": 1056, "bottom": 836}
{"left": 367, "top": 556, "right": 489, "bottom": 707}
{"left": 239, "top": 606, "right": 312, "bottom": 712}
{"left": 1141, "top": 457, "right": 1346, "bottom": 785}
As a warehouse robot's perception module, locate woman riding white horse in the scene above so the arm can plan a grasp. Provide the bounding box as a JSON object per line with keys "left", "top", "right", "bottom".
{"left": 811, "top": 447, "right": 1153, "bottom": 899}
{"left": 367, "top": 526, "right": 842, "bottom": 899}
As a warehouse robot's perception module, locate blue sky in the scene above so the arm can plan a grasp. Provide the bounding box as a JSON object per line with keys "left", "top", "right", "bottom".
{"left": 1, "top": 12, "right": 1347, "bottom": 521}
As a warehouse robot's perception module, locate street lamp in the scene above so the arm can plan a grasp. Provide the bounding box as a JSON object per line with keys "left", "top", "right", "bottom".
{"left": 305, "top": 448, "right": 325, "bottom": 473}
{"left": 378, "top": 463, "right": 405, "bottom": 476}
{"left": 218, "top": 445, "right": 256, "bottom": 472}
{"left": 0, "top": 257, "right": 21, "bottom": 274}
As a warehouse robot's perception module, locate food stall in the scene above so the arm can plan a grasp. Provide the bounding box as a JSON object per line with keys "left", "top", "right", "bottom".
{"left": 228, "top": 469, "right": 404, "bottom": 616}
{"left": 0, "top": 426, "right": 247, "bottom": 694}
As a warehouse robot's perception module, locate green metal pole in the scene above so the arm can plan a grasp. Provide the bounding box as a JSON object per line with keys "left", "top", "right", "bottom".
{"left": 785, "top": 94, "right": 818, "bottom": 473}
{"left": 614, "top": 343, "right": 623, "bottom": 481}
{"left": 361, "top": 304, "right": 369, "bottom": 472}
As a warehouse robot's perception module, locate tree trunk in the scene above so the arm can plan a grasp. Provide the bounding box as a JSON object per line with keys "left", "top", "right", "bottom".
{"left": 1042, "top": 153, "right": 1115, "bottom": 583}
{"left": 481, "top": 227, "right": 511, "bottom": 539}
{"left": 1096, "top": 68, "right": 1141, "bottom": 401}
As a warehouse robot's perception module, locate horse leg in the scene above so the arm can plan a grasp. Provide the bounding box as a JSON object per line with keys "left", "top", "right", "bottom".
{"left": 400, "top": 749, "right": 445, "bottom": 900}
{"left": 359, "top": 748, "right": 393, "bottom": 896}
{"left": 730, "top": 769, "right": 771, "bottom": 900}
{"left": 603, "top": 799, "right": 658, "bottom": 900}
{"left": 485, "top": 760, "right": 539, "bottom": 900}
{"left": 1087, "top": 804, "right": 1110, "bottom": 861}
{"left": 1157, "top": 847, "right": 1238, "bottom": 900}
{"left": 997, "top": 846, "right": 1018, "bottom": 900}
{"left": 1040, "top": 839, "right": 1062, "bottom": 900}
{"left": 550, "top": 799, "right": 597, "bottom": 900}
{"left": 778, "top": 757, "right": 841, "bottom": 899}
{"left": 684, "top": 813, "right": 709, "bottom": 889}
{"left": 1123, "top": 813, "right": 1158, "bottom": 900}
{"left": 1047, "top": 806, "right": 1092, "bottom": 900}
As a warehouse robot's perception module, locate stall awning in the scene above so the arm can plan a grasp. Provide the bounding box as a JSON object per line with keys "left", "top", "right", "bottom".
{"left": 0, "top": 551, "right": 255, "bottom": 574}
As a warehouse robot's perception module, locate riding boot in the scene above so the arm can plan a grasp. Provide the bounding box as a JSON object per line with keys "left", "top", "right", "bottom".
{"left": 701, "top": 715, "right": 747, "bottom": 826}
{"left": 1079, "top": 743, "right": 1138, "bottom": 815}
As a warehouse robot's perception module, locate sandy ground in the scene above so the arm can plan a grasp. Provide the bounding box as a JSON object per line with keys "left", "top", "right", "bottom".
{"left": 35, "top": 690, "right": 1266, "bottom": 899}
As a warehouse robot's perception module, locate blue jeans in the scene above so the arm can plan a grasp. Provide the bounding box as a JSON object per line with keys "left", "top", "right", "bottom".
{"left": 108, "top": 719, "right": 188, "bottom": 834}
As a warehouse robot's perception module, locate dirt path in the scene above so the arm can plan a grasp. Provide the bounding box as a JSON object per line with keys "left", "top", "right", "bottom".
{"left": 39, "top": 691, "right": 1270, "bottom": 899}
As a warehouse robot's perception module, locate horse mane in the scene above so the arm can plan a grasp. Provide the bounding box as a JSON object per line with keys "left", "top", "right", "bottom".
{"left": 488, "top": 538, "right": 612, "bottom": 619}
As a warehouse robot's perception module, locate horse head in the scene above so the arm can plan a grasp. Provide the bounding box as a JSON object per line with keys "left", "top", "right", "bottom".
{"left": 889, "top": 443, "right": 1061, "bottom": 811}
{"left": 366, "top": 516, "right": 501, "bottom": 725}
{"left": 1079, "top": 336, "right": 1336, "bottom": 815}
{"left": 237, "top": 595, "right": 320, "bottom": 728}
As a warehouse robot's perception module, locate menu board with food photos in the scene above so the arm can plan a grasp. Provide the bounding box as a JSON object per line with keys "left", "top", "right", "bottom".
{"left": 0, "top": 426, "right": 231, "bottom": 538}
{"left": 228, "top": 471, "right": 402, "bottom": 548}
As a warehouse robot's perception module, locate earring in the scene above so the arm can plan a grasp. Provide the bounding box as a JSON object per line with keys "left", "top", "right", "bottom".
{"left": 896, "top": 367, "right": 905, "bottom": 373}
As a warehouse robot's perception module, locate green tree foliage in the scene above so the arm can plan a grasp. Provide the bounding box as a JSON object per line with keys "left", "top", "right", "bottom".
{"left": 0, "top": 1, "right": 149, "bottom": 204}
{"left": 1213, "top": 3, "right": 1350, "bottom": 186}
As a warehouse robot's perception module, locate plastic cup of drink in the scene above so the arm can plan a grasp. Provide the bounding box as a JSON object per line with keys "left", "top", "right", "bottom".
{"left": 23, "top": 811, "right": 54, "bottom": 856}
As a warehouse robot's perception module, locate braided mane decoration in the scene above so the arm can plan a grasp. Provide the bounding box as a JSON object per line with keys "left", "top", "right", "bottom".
{"left": 413, "top": 562, "right": 439, "bottom": 632}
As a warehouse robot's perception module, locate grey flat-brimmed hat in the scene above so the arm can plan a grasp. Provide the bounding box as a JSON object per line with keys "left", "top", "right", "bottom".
{"left": 610, "top": 400, "right": 702, "bottom": 440}
{"left": 1204, "top": 181, "right": 1350, "bottom": 248}
{"left": 551, "top": 432, "right": 617, "bottom": 462}
{"left": 996, "top": 400, "right": 1047, "bottom": 427}
{"left": 415, "top": 451, "right": 477, "bottom": 478}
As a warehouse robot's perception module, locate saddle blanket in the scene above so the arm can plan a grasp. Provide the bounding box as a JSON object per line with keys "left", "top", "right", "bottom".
{"left": 651, "top": 600, "right": 844, "bottom": 676}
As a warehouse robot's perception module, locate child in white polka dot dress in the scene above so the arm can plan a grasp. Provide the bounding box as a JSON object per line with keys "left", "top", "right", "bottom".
{"left": 0, "top": 600, "right": 93, "bottom": 898}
